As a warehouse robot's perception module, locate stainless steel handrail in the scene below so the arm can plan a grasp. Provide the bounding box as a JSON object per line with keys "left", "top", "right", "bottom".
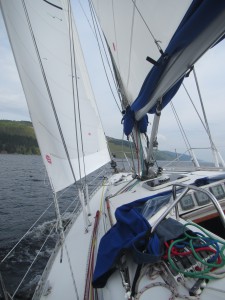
{"left": 151, "top": 183, "right": 225, "bottom": 232}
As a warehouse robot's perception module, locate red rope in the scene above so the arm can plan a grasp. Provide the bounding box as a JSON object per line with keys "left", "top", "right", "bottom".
{"left": 163, "top": 241, "right": 217, "bottom": 259}
{"left": 106, "top": 198, "right": 114, "bottom": 227}
{"left": 84, "top": 211, "right": 100, "bottom": 300}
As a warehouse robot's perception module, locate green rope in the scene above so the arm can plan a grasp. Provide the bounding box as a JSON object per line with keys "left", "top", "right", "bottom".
{"left": 167, "top": 223, "right": 225, "bottom": 280}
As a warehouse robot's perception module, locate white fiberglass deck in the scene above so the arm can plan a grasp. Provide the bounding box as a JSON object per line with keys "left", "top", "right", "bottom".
{"left": 34, "top": 170, "right": 225, "bottom": 300}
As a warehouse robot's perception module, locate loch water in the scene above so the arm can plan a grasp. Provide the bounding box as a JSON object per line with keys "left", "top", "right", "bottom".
{"left": 0, "top": 154, "right": 109, "bottom": 299}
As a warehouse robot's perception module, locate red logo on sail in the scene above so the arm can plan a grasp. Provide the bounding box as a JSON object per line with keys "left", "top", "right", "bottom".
{"left": 46, "top": 155, "right": 52, "bottom": 164}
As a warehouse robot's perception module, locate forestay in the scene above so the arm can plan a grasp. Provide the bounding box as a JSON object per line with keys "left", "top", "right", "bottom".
{"left": 93, "top": 0, "right": 225, "bottom": 119}
{"left": 1, "top": 0, "right": 110, "bottom": 192}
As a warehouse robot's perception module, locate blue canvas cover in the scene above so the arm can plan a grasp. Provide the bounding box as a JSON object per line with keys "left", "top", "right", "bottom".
{"left": 122, "top": 1, "right": 225, "bottom": 135}
{"left": 122, "top": 106, "right": 149, "bottom": 136}
{"left": 194, "top": 173, "right": 225, "bottom": 186}
{"left": 122, "top": 106, "right": 135, "bottom": 136}
{"left": 138, "top": 114, "right": 149, "bottom": 133}
{"left": 92, "top": 191, "right": 171, "bottom": 288}
{"left": 131, "top": 0, "right": 225, "bottom": 114}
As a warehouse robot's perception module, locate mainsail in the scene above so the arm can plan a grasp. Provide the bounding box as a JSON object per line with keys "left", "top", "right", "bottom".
{"left": 93, "top": 0, "right": 225, "bottom": 119}
{"left": 1, "top": 0, "right": 110, "bottom": 192}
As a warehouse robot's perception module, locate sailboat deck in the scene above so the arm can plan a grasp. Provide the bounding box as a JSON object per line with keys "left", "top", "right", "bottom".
{"left": 32, "top": 169, "right": 225, "bottom": 300}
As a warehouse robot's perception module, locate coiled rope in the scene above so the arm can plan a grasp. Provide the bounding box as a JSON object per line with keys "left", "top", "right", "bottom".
{"left": 167, "top": 223, "right": 225, "bottom": 280}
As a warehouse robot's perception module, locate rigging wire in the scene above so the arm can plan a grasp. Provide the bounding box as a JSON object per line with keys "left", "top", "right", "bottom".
{"left": 0, "top": 201, "right": 54, "bottom": 265}
{"left": 64, "top": 242, "right": 80, "bottom": 299}
{"left": 5, "top": 169, "right": 105, "bottom": 295}
{"left": 170, "top": 67, "right": 221, "bottom": 166}
{"left": 4, "top": 195, "right": 80, "bottom": 298}
{"left": 0, "top": 179, "right": 79, "bottom": 266}
{"left": 170, "top": 102, "right": 192, "bottom": 154}
{"left": 182, "top": 80, "right": 222, "bottom": 160}
{"left": 21, "top": 3, "right": 89, "bottom": 296}
{"left": 83, "top": 0, "right": 124, "bottom": 162}
{"left": 10, "top": 189, "right": 81, "bottom": 299}
{"left": 121, "top": 134, "right": 128, "bottom": 170}
{"left": 187, "top": 67, "right": 225, "bottom": 167}
{"left": 67, "top": 0, "right": 87, "bottom": 186}
{"left": 107, "top": 0, "right": 130, "bottom": 109}
{"left": 78, "top": 2, "right": 119, "bottom": 163}
{"left": 88, "top": 0, "right": 122, "bottom": 112}
{"left": 182, "top": 83, "right": 208, "bottom": 133}
{"left": 111, "top": 0, "right": 121, "bottom": 81}
{"left": 129, "top": 133, "right": 137, "bottom": 174}
{"left": 122, "top": 132, "right": 133, "bottom": 171}
{"left": 126, "top": 1, "right": 136, "bottom": 89}
{"left": 78, "top": 0, "right": 96, "bottom": 37}
{"left": 131, "top": 0, "right": 164, "bottom": 55}
{"left": 20, "top": 7, "right": 85, "bottom": 292}
{"left": 12, "top": 224, "right": 56, "bottom": 298}
{"left": 192, "top": 67, "right": 221, "bottom": 168}
{"left": 193, "top": 67, "right": 214, "bottom": 141}
{"left": 135, "top": 128, "right": 141, "bottom": 175}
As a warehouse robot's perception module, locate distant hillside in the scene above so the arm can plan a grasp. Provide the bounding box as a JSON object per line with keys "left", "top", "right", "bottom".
{"left": 0, "top": 120, "right": 39, "bottom": 154}
{"left": 107, "top": 137, "right": 191, "bottom": 161}
{"left": 0, "top": 120, "right": 191, "bottom": 160}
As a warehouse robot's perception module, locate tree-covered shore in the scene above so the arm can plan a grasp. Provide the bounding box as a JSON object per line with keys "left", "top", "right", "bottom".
{"left": 0, "top": 120, "right": 190, "bottom": 160}
{"left": 0, "top": 120, "right": 39, "bottom": 155}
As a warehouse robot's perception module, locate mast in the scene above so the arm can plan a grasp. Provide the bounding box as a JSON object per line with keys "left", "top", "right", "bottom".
{"left": 103, "top": 38, "right": 145, "bottom": 175}
{"left": 145, "top": 99, "right": 162, "bottom": 170}
{"left": 92, "top": 1, "right": 225, "bottom": 172}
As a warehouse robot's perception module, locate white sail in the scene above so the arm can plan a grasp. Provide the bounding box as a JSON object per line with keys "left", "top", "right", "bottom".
{"left": 92, "top": 0, "right": 192, "bottom": 105}
{"left": 92, "top": 1, "right": 225, "bottom": 120}
{"left": 1, "top": 0, "right": 110, "bottom": 192}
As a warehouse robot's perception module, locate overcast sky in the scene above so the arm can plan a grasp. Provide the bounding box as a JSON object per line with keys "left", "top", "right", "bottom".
{"left": 1, "top": 2, "right": 225, "bottom": 163}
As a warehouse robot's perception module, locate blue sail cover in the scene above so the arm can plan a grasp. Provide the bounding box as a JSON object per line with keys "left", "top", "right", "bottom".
{"left": 194, "top": 173, "right": 225, "bottom": 187}
{"left": 92, "top": 191, "right": 171, "bottom": 288}
{"left": 122, "top": 106, "right": 149, "bottom": 137}
{"left": 131, "top": 0, "right": 225, "bottom": 115}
